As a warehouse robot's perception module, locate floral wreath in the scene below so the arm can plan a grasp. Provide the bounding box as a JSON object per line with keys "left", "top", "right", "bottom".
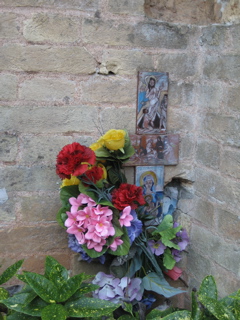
{"left": 56, "top": 129, "right": 189, "bottom": 311}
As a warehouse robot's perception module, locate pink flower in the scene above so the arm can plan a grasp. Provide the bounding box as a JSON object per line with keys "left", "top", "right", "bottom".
{"left": 95, "top": 217, "right": 113, "bottom": 237}
{"left": 119, "top": 206, "right": 133, "bottom": 227}
{"left": 87, "top": 239, "right": 106, "bottom": 252}
{"left": 64, "top": 211, "right": 79, "bottom": 228}
{"left": 109, "top": 237, "right": 123, "bottom": 251}
{"left": 94, "top": 205, "right": 113, "bottom": 219}
{"left": 164, "top": 266, "right": 183, "bottom": 281}
{"left": 69, "top": 194, "right": 96, "bottom": 212}
{"left": 77, "top": 206, "right": 95, "bottom": 228}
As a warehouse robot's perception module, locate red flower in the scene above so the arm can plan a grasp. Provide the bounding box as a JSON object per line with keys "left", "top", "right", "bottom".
{"left": 56, "top": 142, "right": 96, "bottom": 179}
{"left": 83, "top": 166, "right": 104, "bottom": 185}
{"left": 164, "top": 266, "right": 182, "bottom": 281}
{"left": 112, "top": 183, "right": 145, "bottom": 211}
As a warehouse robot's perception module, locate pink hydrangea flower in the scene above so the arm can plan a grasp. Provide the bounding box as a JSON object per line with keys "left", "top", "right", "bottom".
{"left": 119, "top": 206, "right": 134, "bottom": 227}
{"left": 109, "top": 237, "right": 123, "bottom": 251}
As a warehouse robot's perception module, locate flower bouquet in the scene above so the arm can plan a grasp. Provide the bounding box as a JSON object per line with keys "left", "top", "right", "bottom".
{"left": 56, "top": 129, "right": 189, "bottom": 312}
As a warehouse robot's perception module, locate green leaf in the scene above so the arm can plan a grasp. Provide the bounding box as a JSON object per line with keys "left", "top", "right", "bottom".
{"left": 118, "top": 315, "right": 135, "bottom": 320}
{"left": 10, "top": 296, "right": 48, "bottom": 317}
{"left": 44, "top": 256, "right": 68, "bottom": 282}
{"left": 41, "top": 304, "right": 67, "bottom": 320}
{"left": 23, "top": 272, "right": 59, "bottom": 303}
{"left": 146, "top": 307, "right": 178, "bottom": 319}
{"left": 1, "top": 293, "right": 35, "bottom": 311}
{"left": 163, "top": 248, "right": 176, "bottom": 270}
{"left": 142, "top": 272, "right": 185, "bottom": 298}
{"left": 56, "top": 207, "right": 68, "bottom": 228}
{"left": 65, "top": 297, "right": 120, "bottom": 317}
{"left": 57, "top": 274, "right": 85, "bottom": 302}
{"left": 6, "top": 312, "right": 40, "bottom": 320}
{"left": 68, "top": 283, "right": 99, "bottom": 301}
{"left": 60, "top": 185, "right": 80, "bottom": 207}
{"left": 191, "top": 291, "right": 203, "bottom": 320}
{"left": 152, "top": 215, "right": 174, "bottom": 233}
{"left": 199, "top": 296, "right": 236, "bottom": 320}
{"left": 161, "top": 310, "right": 191, "bottom": 320}
{"left": 82, "top": 243, "right": 108, "bottom": 258}
{"left": 0, "top": 287, "right": 9, "bottom": 300}
{"left": 108, "top": 227, "right": 130, "bottom": 256}
{"left": 0, "top": 260, "right": 24, "bottom": 285}
{"left": 123, "top": 302, "right": 133, "bottom": 315}
{"left": 125, "top": 250, "right": 143, "bottom": 278}
{"left": 198, "top": 276, "right": 218, "bottom": 300}
{"left": 159, "top": 227, "right": 182, "bottom": 250}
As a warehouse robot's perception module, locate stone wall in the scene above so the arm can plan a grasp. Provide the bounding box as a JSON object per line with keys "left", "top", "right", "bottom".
{"left": 0, "top": 0, "right": 239, "bottom": 304}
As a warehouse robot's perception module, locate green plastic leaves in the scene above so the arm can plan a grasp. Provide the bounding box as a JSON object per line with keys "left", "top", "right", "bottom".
{"left": 142, "top": 272, "right": 185, "bottom": 298}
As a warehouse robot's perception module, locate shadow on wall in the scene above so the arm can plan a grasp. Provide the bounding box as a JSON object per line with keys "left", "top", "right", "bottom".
{"left": 144, "top": 0, "right": 240, "bottom": 24}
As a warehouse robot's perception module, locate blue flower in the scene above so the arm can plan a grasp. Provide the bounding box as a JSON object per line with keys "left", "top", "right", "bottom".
{"left": 141, "top": 293, "right": 156, "bottom": 309}
{"left": 126, "top": 210, "right": 142, "bottom": 244}
{"left": 68, "top": 234, "right": 105, "bottom": 264}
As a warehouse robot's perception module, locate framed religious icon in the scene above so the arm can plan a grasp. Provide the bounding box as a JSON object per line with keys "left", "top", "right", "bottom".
{"left": 136, "top": 71, "right": 169, "bottom": 134}
{"left": 125, "top": 134, "right": 179, "bottom": 166}
{"left": 135, "top": 166, "right": 164, "bottom": 222}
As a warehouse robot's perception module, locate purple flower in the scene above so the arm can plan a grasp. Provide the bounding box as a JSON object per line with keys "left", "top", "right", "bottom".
{"left": 92, "top": 272, "right": 143, "bottom": 304}
{"left": 148, "top": 240, "right": 166, "bottom": 256}
{"left": 171, "top": 249, "right": 182, "bottom": 262}
{"left": 126, "top": 210, "right": 142, "bottom": 244}
{"left": 173, "top": 223, "right": 189, "bottom": 251}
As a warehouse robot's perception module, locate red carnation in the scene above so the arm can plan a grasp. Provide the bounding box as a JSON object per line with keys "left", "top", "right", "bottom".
{"left": 56, "top": 142, "right": 96, "bottom": 179}
{"left": 112, "top": 183, "right": 146, "bottom": 211}
{"left": 83, "top": 166, "right": 104, "bottom": 185}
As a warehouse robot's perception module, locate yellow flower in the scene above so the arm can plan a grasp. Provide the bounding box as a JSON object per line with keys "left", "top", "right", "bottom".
{"left": 60, "top": 175, "right": 80, "bottom": 188}
{"left": 89, "top": 140, "right": 104, "bottom": 151}
{"left": 101, "top": 129, "right": 126, "bottom": 151}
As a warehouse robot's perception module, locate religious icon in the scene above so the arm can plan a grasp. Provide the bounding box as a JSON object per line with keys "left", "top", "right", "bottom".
{"left": 135, "top": 166, "right": 164, "bottom": 223}
{"left": 136, "top": 71, "right": 169, "bottom": 134}
{"left": 125, "top": 134, "right": 179, "bottom": 166}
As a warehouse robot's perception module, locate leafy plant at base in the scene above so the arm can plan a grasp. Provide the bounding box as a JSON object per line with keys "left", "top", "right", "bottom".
{"left": 0, "top": 256, "right": 120, "bottom": 320}
{"left": 0, "top": 260, "right": 24, "bottom": 320}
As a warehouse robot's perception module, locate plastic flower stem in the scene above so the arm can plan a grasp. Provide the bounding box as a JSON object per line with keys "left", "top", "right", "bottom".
{"left": 135, "top": 234, "right": 164, "bottom": 279}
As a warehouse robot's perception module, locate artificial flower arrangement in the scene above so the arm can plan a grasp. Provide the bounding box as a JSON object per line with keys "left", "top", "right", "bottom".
{"left": 56, "top": 129, "right": 189, "bottom": 312}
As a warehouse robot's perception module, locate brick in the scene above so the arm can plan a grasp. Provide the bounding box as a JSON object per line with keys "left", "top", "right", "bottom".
{"left": 196, "top": 139, "right": 220, "bottom": 169}
{"left": 199, "top": 25, "right": 227, "bottom": 47}
{"left": 203, "top": 55, "right": 240, "bottom": 82}
{"left": 195, "top": 167, "right": 240, "bottom": 210}
{"left": 226, "top": 86, "right": 240, "bottom": 113}
{"left": 220, "top": 148, "right": 240, "bottom": 179}
{"left": 189, "top": 197, "right": 214, "bottom": 227}
{"left": 23, "top": 14, "right": 79, "bottom": 43}
{"left": 0, "top": 133, "right": 18, "bottom": 162}
{"left": 209, "top": 264, "right": 240, "bottom": 298}
{"left": 155, "top": 54, "right": 197, "bottom": 79}
{"left": 2, "top": 0, "right": 99, "bottom": 10}
{"left": 190, "top": 224, "right": 240, "bottom": 276}
{"left": 72, "top": 254, "right": 110, "bottom": 276}
{"left": 168, "top": 81, "right": 195, "bottom": 106}
{"left": 0, "top": 74, "right": 18, "bottom": 100}
{"left": 204, "top": 113, "right": 240, "bottom": 147}
{"left": 81, "top": 77, "right": 137, "bottom": 103}
{"left": 108, "top": 0, "right": 144, "bottom": 15}
{"left": 0, "top": 105, "right": 99, "bottom": 134}
{"left": 168, "top": 108, "right": 195, "bottom": 133}
{"left": 83, "top": 18, "right": 193, "bottom": 49}
{"left": 179, "top": 134, "right": 195, "bottom": 160}
{"left": 19, "top": 78, "right": 75, "bottom": 101}
{"left": 198, "top": 84, "right": 223, "bottom": 112}
{"left": 0, "top": 165, "right": 58, "bottom": 192}
{"left": 0, "top": 13, "right": 20, "bottom": 39}
{"left": 99, "top": 106, "right": 136, "bottom": 133}
{"left": 230, "top": 24, "right": 240, "bottom": 51}
{"left": 217, "top": 207, "right": 240, "bottom": 242}
{"left": 0, "top": 224, "right": 68, "bottom": 254}
{"left": 0, "top": 45, "right": 96, "bottom": 74}
{"left": 0, "top": 193, "right": 16, "bottom": 221}
{"left": 186, "top": 248, "right": 212, "bottom": 283}
{"left": 20, "top": 193, "right": 61, "bottom": 222}
{"left": 100, "top": 49, "right": 154, "bottom": 75}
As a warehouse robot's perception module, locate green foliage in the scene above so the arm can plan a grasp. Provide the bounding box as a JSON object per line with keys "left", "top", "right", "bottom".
{"left": 0, "top": 260, "right": 24, "bottom": 286}
{"left": 0, "top": 256, "right": 120, "bottom": 320}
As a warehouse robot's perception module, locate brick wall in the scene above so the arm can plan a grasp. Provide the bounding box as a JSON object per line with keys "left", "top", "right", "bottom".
{"left": 0, "top": 0, "right": 239, "bottom": 302}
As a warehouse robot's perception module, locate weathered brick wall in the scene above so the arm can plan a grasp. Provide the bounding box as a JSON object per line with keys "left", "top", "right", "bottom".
{"left": 0, "top": 0, "right": 239, "bottom": 302}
